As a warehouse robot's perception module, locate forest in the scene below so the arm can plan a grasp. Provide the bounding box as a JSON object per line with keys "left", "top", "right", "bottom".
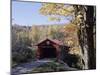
{"left": 12, "top": 2, "right": 96, "bottom": 74}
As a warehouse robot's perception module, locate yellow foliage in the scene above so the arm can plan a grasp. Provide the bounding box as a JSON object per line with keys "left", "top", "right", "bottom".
{"left": 48, "top": 17, "right": 61, "bottom": 22}
{"left": 40, "top": 3, "right": 74, "bottom": 16}
{"left": 63, "top": 23, "right": 78, "bottom": 33}
{"left": 69, "top": 47, "right": 81, "bottom": 55}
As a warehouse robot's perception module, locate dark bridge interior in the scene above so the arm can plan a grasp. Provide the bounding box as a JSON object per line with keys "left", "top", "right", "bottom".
{"left": 40, "top": 44, "right": 57, "bottom": 59}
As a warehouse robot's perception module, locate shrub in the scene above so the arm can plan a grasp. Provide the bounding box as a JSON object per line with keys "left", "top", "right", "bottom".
{"left": 63, "top": 54, "right": 83, "bottom": 69}
{"left": 12, "top": 46, "right": 36, "bottom": 65}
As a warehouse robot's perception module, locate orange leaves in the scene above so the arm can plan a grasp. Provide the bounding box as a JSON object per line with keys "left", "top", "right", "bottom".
{"left": 63, "top": 23, "right": 81, "bottom": 55}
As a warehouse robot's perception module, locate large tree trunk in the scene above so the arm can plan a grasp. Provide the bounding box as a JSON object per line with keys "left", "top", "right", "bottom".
{"left": 75, "top": 6, "right": 96, "bottom": 69}
{"left": 74, "top": 5, "right": 89, "bottom": 69}
{"left": 85, "top": 6, "right": 96, "bottom": 69}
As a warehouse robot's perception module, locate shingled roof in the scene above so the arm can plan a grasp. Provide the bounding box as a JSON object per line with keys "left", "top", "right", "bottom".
{"left": 36, "top": 38, "right": 63, "bottom": 46}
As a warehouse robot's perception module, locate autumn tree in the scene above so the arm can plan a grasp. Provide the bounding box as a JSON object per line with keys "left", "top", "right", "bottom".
{"left": 29, "top": 26, "right": 41, "bottom": 44}
{"left": 12, "top": 25, "right": 34, "bottom": 64}
{"left": 39, "top": 3, "right": 96, "bottom": 69}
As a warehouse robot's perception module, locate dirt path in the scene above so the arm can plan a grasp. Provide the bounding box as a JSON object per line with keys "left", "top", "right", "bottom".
{"left": 12, "top": 59, "right": 55, "bottom": 75}
{"left": 11, "top": 59, "right": 76, "bottom": 75}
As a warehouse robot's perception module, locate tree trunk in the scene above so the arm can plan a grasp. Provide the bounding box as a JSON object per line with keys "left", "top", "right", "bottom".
{"left": 85, "top": 6, "right": 96, "bottom": 69}
{"left": 75, "top": 6, "right": 96, "bottom": 69}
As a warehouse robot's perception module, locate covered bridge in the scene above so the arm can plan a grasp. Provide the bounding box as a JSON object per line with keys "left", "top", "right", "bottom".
{"left": 35, "top": 38, "right": 69, "bottom": 60}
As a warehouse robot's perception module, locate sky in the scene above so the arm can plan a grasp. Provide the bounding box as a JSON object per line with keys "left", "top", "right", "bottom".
{"left": 12, "top": 1, "right": 71, "bottom": 26}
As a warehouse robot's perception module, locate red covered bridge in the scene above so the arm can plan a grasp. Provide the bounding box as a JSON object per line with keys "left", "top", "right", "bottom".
{"left": 35, "top": 38, "right": 68, "bottom": 60}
